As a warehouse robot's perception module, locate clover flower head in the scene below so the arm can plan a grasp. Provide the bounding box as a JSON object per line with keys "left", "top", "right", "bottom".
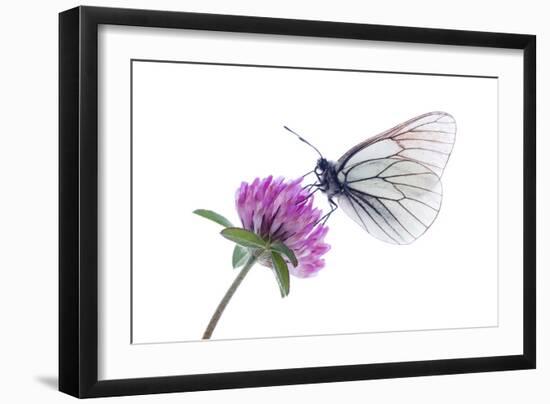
{"left": 235, "top": 176, "right": 330, "bottom": 278}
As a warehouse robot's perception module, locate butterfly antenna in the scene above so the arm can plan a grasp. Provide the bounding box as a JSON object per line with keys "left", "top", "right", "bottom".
{"left": 284, "top": 126, "right": 323, "bottom": 158}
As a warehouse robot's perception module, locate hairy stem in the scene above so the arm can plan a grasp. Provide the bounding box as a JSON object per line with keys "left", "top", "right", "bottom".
{"left": 202, "top": 255, "right": 257, "bottom": 339}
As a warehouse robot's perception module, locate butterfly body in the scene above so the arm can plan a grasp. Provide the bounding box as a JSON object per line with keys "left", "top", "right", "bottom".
{"left": 304, "top": 111, "right": 457, "bottom": 245}
{"left": 315, "top": 158, "right": 342, "bottom": 199}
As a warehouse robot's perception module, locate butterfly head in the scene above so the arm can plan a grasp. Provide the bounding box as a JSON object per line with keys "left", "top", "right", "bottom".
{"left": 315, "top": 157, "right": 331, "bottom": 174}
{"left": 283, "top": 126, "right": 341, "bottom": 198}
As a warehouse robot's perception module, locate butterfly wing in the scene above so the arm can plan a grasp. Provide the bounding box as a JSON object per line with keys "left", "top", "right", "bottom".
{"left": 336, "top": 111, "right": 456, "bottom": 244}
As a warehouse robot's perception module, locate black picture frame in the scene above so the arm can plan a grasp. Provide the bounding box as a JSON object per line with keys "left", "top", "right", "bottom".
{"left": 59, "top": 5, "right": 536, "bottom": 398}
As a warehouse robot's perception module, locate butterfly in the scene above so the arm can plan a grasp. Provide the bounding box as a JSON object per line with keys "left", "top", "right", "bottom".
{"left": 286, "top": 111, "right": 456, "bottom": 245}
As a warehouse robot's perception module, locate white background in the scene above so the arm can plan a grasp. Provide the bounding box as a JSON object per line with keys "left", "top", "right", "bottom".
{"left": 132, "top": 55, "right": 498, "bottom": 343}
{"left": 0, "top": 0, "right": 547, "bottom": 403}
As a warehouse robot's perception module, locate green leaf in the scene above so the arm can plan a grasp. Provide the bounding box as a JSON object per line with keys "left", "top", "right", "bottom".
{"left": 232, "top": 245, "right": 249, "bottom": 269}
{"left": 271, "top": 242, "right": 298, "bottom": 267}
{"left": 193, "top": 209, "right": 234, "bottom": 228}
{"left": 271, "top": 251, "right": 290, "bottom": 298}
{"left": 221, "top": 227, "right": 267, "bottom": 249}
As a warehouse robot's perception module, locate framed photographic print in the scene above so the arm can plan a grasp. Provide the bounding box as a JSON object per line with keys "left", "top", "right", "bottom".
{"left": 59, "top": 6, "right": 536, "bottom": 398}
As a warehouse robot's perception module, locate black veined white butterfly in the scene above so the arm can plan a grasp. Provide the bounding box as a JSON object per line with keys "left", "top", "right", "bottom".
{"left": 286, "top": 111, "right": 456, "bottom": 245}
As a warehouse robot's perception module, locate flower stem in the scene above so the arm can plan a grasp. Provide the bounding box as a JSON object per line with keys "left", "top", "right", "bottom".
{"left": 202, "top": 254, "right": 257, "bottom": 339}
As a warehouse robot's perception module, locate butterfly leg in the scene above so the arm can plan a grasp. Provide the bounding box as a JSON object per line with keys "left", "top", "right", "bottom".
{"left": 317, "top": 197, "right": 338, "bottom": 226}
{"left": 298, "top": 184, "right": 322, "bottom": 206}
{"left": 300, "top": 169, "right": 316, "bottom": 180}
{"left": 302, "top": 181, "right": 323, "bottom": 198}
{"left": 306, "top": 187, "right": 321, "bottom": 198}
